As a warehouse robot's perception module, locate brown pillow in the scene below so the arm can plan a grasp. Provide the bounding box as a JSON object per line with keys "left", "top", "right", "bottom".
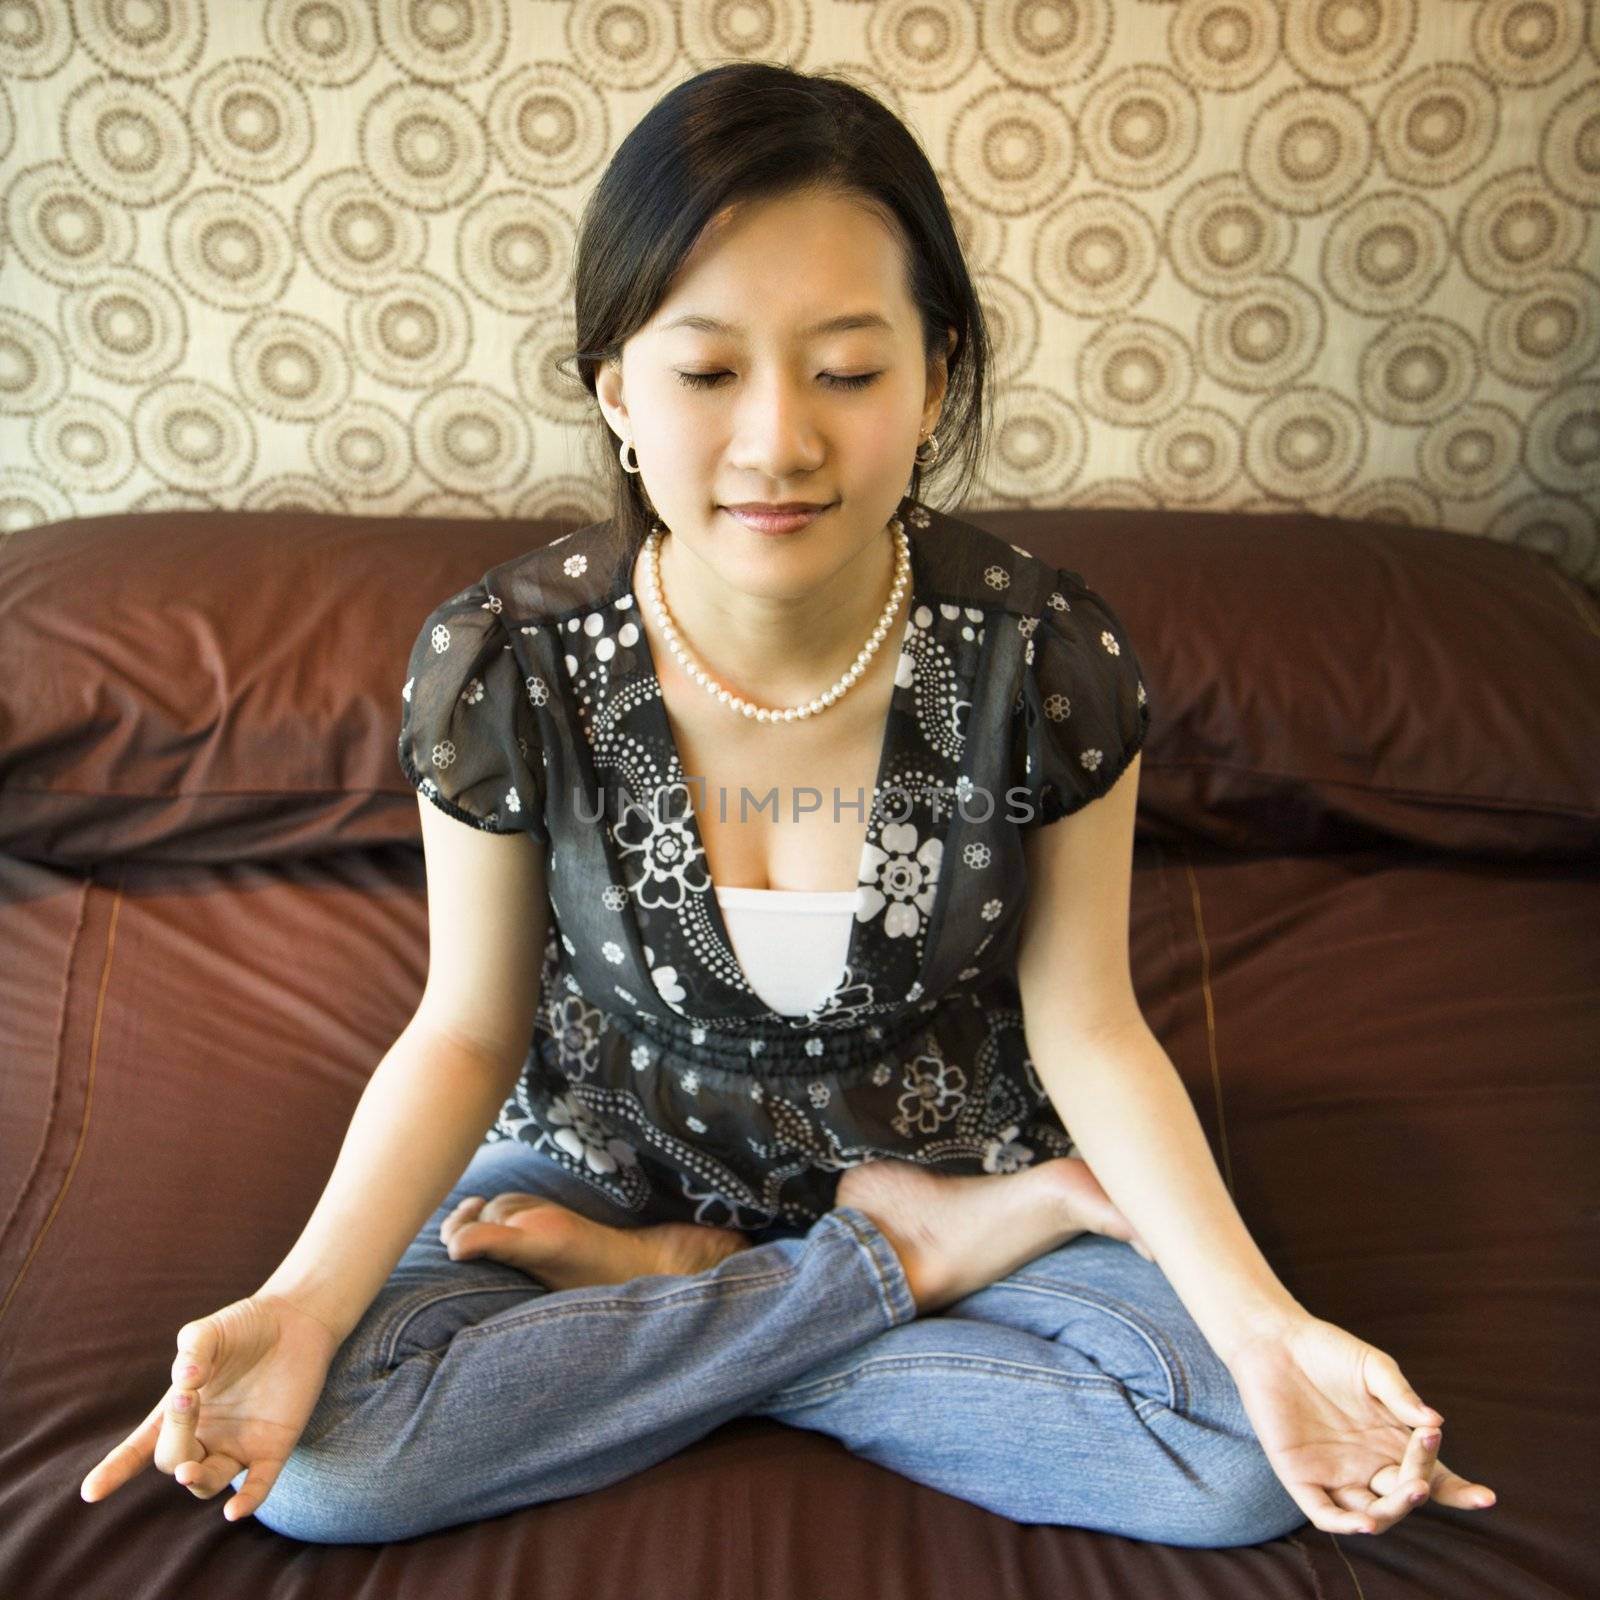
{"left": 1, "top": 505, "right": 1595, "bottom": 865}
{"left": 994, "top": 506, "right": 1600, "bottom": 862}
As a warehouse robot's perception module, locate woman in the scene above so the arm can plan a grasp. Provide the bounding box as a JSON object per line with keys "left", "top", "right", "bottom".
{"left": 78, "top": 63, "right": 1496, "bottom": 1547}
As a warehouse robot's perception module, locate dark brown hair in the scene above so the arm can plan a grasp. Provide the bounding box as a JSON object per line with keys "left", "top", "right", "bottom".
{"left": 560, "top": 61, "right": 993, "bottom": 545}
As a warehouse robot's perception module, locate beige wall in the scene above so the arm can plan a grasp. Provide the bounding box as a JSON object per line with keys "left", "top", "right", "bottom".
{"left": 0, "top": 0, "right": 1595, "bottom": 591}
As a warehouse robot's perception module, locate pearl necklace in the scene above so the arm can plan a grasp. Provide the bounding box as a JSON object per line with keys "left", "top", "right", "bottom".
{"left": 641, "top": 515, "right": 911, "bottom": 723}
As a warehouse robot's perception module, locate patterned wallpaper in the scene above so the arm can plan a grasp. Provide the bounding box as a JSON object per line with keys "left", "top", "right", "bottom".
{"left": 1, "top": 1, "right": 1597, "bottom": 591}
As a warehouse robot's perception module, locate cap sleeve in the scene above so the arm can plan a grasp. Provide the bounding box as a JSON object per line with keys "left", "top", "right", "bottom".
{"left": 397, "top": 582, "right": 548, "bottom": 842}
{"left": 1010, "top": 568, "right": 1151, "bottom": 828}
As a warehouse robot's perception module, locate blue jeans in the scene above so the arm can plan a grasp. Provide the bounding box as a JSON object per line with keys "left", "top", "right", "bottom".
{"left": 240, "top": 1137, "right": 1306, "bottom": 1547}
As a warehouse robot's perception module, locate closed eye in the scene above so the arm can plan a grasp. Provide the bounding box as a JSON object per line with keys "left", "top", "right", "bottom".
{"left": 674, "top": 370, "right": 882, "bottom": 392}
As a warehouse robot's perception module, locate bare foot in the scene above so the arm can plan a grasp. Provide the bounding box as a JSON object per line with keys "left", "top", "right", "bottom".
{"left": 835, "top": 1156, "right": 1150, "bottom": 1314}
{"left": 440, "top": 1191, "right": 753, "bottom": 1292}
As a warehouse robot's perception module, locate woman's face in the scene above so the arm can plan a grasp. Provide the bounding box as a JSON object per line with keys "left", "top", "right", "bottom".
{"left": 596, "top": 186, "right": 953, "bottom": 594}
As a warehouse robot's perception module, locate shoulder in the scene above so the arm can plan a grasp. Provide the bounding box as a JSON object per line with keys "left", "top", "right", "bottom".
{"left": 485, "top": 517, "right": 633, "bottom": 626}
{"left": 914, "top": 506, "right": 1068, "bottom": 620}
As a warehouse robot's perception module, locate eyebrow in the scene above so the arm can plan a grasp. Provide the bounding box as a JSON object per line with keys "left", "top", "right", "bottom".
{"left": 660, "top": 311, "right": 896, "bottom": 338}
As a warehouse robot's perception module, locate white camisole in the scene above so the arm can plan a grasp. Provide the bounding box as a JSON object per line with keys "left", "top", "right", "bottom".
{"left": 712, "top": 884, "right": 860, "bottom": 1016}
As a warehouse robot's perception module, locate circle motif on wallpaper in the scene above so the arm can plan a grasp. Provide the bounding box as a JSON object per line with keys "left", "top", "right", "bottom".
{"left": 681, "top": 0, "right": 809, "bottom": 77}
{"left": 1197, "top": 276, "right": 1324, "bottom": 394}
{"left": 73, "top": 0, "right": 205, "bottom": 78}
{"left": 188, "top": 58, "right": 315, "bottom": 186}
{"left": 978, "top": 0, "right": 1110, "bottom": 89}
{"left": 949, "top": 87, "right": 1075, "bottom": 217}
{"left": 1030, "top": 192, "right": 1158, "bottom": 316}
{"left": 375, "top": 0, "right": 509, "bottom": 85}
{"left": 1243, "top": 386, "right": 1367, "bottom": 500}
{"left": 31, "top": 393, "right": 135, "bottom": 495}
{"left": 1538, "top": 81, "right": 1600, "bottom": 210}
{"left": 565, "top": 0, "right": 678, "bottom": 93}
{"left": 308, "top": 400, "right": 414, "bottom": 501}
{"left": 5, "top": 160, "right": 138, "bottom": 286}
{"left": 413, "top": 383, "right": 534, "bottom": 497}
{"left": 1457, "top": 167, "right": 1591, "bottom": 294}
{"left": 63, "top": 75, "right": 195, "bottom": 208}
{"left": 1244, "top": 85, "right": 1374, "bottom": 216}
{"left": 863, "top": 0, "right": 979, "bottom": 94}
{"left": 512, "top": 311, "right": 594, "bottom": 428}
{"left": 1078, "top": 64, "right": 1200, "bottom": 191}
{"left": 1357, "top": 315, "right": 1480, "bottom": 427}
{"left": 1484, "top": 269, "right": 1600, "bottom": 389}
{"left": 0, "top": 308, "right": 70, "bottom": 416}
{"left": 241, "top": 475, "right": 349, "bottom": 514}
{"left": 262, "top": 0, "right": 379, "bottom": 88}
{"left": 1321, "top": 190, "right": 1452, "bottom": 316}
{"left": 945, "top": 194, "right": 1006, "bottom": 276}
{"left": 166, "top": 186, "right": 296, "bottom": 312}
{"left": 1490, "top": 493, "right": 1599, "bottom": 579}
{"left": 232, "top": 310, "right": 354, "bottom": 424}
{"left": 1168, "top": 0, "right": 1279, "bottom": 94}
{"left": 0, "top": 2, "right": 73, "bottom": 77}
{"left": 0, "top": 80, "right": 13, "bottom": 165}
{"left": 346, "top": 269, "right": 472, "bottom": 389}
{"left": 485, "top": 62, "right": 610, "bottom": 188}
{"left": 1140, "top": 406, "right": 1243, "bottom": 505}
{"left": 360, "top": 80, "right": 488, "bottom": 213}
{"left": 1524, "top": 381, "right": 1600, "bottom": 497}
{"left": 1417, "top": 402, "right": 1523, "bottom": 501}
{"left": 403, "top": 488, "right": 496, "bottom": 519}
{"left": 983, "top": 385, "right": 1086, "bottom": 502}
{"left": 0, "top": 468, "right": 75, "bottom": 530}
{"left": 295, "top": 167, "right": 428, "bottom": 293}
{"left": 1281, "top": 0, "right": 1416, "bottom": 88}
{"left": 1471, "top": 0, "right": 1587, "bottom": 88}
{"left": 1164, "top": 173, "right": 1296, "bottom": 298}
{"left": 131, "top": 378, "right": 257, "bottom": 494}
{"left": 1077, "top": 317, "right": 1196, "bottom": 428}
{"left": 1375, "top": 63, "right": 1499, "bottom": 188}
{"left": 975, "top": 270, "right": 1040, "bottom": 387}
{"left": 1333, "top": 480, "right": 1442, "bottom": 528}
{"left": 60, "top": 265, "right": 186, "bottom": 386}
{"left": 512, "top": 478, "right": 610, "bottom": 528}
{"left": 456, "top": 189, "right": 575, "bottom": 315}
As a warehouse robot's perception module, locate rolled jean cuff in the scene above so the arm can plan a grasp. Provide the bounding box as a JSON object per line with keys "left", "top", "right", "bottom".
{"left": 826, "top": 1203, "right": 919, "bottom": 1326}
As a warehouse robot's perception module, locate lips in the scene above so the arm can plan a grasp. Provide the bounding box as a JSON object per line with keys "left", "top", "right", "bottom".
{"left": 723, "top": 504, "right": 832, "bottom": 534}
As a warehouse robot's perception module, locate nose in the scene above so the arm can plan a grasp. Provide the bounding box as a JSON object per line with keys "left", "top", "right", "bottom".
{"left": 728, "top": 374, "right": 827, "bottom": 482}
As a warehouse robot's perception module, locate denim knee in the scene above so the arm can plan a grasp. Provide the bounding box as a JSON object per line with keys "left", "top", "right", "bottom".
{"left": 1185, "top": 1440, "right": 1308, "bottom": 1548}
{"left": 238, "top": 1445, "right": 431, "bottom": 1545}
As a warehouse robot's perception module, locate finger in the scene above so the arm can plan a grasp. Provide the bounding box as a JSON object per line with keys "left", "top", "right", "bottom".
{"left": 81, "top": 1397, "right": 167, "bottom": 1501}
{"left": 1294, "top": 1482, "right": 1380, "bottom": 1536}
{"left": 1327, "top": 1484, "right": 1379, "bottom": 1516}
{"left": 153, "top": 1382, "right": 207, "bottom": 1475}
{"left": 1427, "top": 1458, "right": 1499, "bottom": 1511}
{"left": 175, "top": 1450, "right": 243, "bottom": 1500}
{"left": 1365, "top": 1442, "right": 1439, "bottom": 1532}
{"left": 1365, "top": 1348, "right": 1444, "bottom": 1429}
{"left": 439, "top": 1194, "right": 486, "bottom": 1246}
{"left": 222, "top": 1458, "right": 285, "bottom": 1524}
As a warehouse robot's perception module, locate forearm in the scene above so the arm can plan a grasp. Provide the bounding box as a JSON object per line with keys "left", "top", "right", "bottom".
{"left": 257, "top": 1018, "right": 524, "bottom": 1342}
{"left": 1028, "top": 1013, "right": 1306, "bottom": 1364}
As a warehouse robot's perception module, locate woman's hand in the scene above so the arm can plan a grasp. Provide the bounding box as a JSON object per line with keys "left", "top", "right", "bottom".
{"left": 1223, "top": 1311, "right": 1499, "bottom": 1536}
{"left": 79, "top": 1293, "right": 342, "bottom": 1524}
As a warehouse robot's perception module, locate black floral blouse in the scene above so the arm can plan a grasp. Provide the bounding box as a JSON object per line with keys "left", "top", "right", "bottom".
{"left": 397, "top": 502, "right": 1152, "bottom": 1234}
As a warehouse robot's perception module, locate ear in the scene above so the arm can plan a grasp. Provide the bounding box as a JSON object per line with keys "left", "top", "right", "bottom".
{"left": 924, "top": 324, "right": 957, "bottom": 432}
{"left": 594, "top": 356, "right": 629, "bottom": 443}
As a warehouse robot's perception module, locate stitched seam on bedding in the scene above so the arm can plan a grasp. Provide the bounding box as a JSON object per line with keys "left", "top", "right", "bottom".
{"left": 0, "top": 870, "right": 117, "bottom": 1340}
{"left": 1181, "top": 841, "right": 1236, "bottom": 1203}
